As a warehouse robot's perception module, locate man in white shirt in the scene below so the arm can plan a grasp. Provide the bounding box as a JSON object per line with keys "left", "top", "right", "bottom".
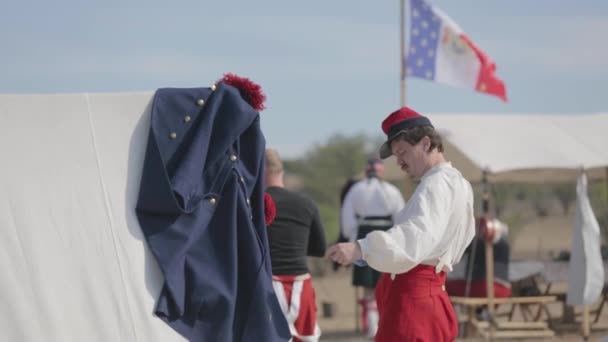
{"left": 327, "top": 107, "right": 475, "bottom": 341}
{"left": 340, "top": 157, "right": 405, "bottom": 338}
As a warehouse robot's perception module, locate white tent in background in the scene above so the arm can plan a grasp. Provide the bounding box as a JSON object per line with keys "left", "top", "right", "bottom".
{"left": 432, "top": 112, "right": 608, "bottom": 183}
{"left": 383, "top": 113, "right": 608, "bottom": 183}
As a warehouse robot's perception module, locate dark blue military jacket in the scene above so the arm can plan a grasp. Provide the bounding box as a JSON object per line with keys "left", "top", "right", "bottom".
{"left": 136, "top": 83, "right": 291, "bottom": 341}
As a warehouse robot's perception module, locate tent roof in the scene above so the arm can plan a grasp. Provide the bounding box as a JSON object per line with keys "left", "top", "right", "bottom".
{"left": 419, "top": 113, "right": 608, "bottom": 183}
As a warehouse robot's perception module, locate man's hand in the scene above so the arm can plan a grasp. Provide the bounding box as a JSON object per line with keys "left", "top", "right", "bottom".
{"left": 325, "top": 242, "right": 362, "bottom": 266}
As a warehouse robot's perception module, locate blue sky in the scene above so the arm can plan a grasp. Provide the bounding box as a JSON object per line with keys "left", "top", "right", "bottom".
{"left": 2, "top": 1, "right": 607, "bottom": 157}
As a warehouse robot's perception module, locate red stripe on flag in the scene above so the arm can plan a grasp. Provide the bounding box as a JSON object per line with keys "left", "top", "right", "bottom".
{"left": 460, "top": 34, "right": 507, "bottom": 101}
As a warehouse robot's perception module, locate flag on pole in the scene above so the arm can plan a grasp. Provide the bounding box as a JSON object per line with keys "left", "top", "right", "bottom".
{"left": 567, "top": 171, "right": 605, "bottom": 306}
{"left": 405, "top": 0, "right": 507, "bottom": 101}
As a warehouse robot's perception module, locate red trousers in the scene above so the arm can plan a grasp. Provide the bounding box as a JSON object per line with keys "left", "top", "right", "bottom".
{"left": 375, "top": 265, "right": 458, "bottom": 342}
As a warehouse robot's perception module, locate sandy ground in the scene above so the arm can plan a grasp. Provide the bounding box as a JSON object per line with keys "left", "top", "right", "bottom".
{"left": 312, "top": 264, "right": 608, "bottom": 341}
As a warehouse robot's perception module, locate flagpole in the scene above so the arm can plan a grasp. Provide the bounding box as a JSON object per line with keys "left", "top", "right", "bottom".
{"left": 400, "top": 0, "right": 406, "bottom": 106}
{"left": 604, "top": 167, "right": 608, "bottom": 240}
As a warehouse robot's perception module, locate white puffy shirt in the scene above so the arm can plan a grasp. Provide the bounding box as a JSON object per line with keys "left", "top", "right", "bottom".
{"left": 358, "top": 162, "right": 475, "bottom": 274}
{"left": 341, "top": 177, "right": 405, "bottom": 242}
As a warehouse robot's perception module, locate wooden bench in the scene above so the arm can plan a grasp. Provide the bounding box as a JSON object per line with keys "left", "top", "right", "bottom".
{"left": 591, "top": 287, "right": 608, "bottom": 329}
{"left": 556, "top": 287, "right": 608, "bottom": 332}
{"left": 535, "top": 281, "right": 608, "bottom": 333}
{"left": 451, "top": 295, "right": 557, "bottom": 339}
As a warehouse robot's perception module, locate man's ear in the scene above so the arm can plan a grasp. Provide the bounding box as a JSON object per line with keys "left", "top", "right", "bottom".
{"left": 422, "top": 136, "right": 431, "bottom": 152}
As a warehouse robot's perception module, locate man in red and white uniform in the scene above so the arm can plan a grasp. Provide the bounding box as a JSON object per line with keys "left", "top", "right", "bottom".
{"left": 265, "top": 149, "right": 327, "bottom": 342}
{"left": 327, "top": 107, "right": 475, "bottom": 341}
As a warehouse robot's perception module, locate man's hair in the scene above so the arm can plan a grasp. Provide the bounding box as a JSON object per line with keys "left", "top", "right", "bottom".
{"left": 265, "top": 149, "right": 284, "bottom": 174}
{"left": 392, "top": 126, "right": 444, "bottom": 152}
{"left": 365, "top": 157, "right": 383, "bottom": 178}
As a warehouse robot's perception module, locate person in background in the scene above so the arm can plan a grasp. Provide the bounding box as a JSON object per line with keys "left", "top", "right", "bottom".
{"left": 331, "top": 176, "right": 360, "bottom": 272}
{"left": 265, "top": 149, "right": 327, "bottom": 342}
{"left": 446, "top": 218, "right": 512, "bottom": 299}
{"left": 340, "top": 156, "right": 405, "bottom": 338}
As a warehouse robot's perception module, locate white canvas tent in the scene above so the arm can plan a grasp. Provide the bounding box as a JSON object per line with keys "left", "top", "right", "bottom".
{"left": 0, "top": 93, "right": 186, "bottom": 341}
{"left": 433, "top": 112, "right": 608, "bottom": 182}
{"left": 384, "top": 113, "right": 608, "bottom": 183}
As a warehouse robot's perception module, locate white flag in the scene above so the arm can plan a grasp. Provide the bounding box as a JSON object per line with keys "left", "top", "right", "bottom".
{"left": 567, "top": 172, "right": 604, "bottom": 305}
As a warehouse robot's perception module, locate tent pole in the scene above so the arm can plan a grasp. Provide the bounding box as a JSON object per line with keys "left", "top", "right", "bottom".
{"left": 604, "top": 167, "right": 608, "bottom": 242}
{"left": 482, "top": 170, "right": 496, "bottom": 340}
{"left": 400, "top": 0, "right": 406, "bottom": 107}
